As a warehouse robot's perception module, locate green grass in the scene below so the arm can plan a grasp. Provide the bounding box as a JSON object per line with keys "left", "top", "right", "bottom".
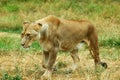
{"left": 0, "top": 37, "right": 20, "bottom": 51}
{"left": 1, "top": 73, "right": 22, "bottom": 80}
{"left": 0, "top": 28, "right": 21, "bottom": 34}
{"left": 1, "top": 66, "right": 22, "bottom": 80}
{"left": 3, "top": 4, "right": 19, "bottom": 12}
{"left": 0, "top": 0, "right": 120, "bottom": 29}
{"left": 0, "top": 36, "right": 41, "bottom": 52}
{"left": 99, "top": 37, "right": 120, "bottom": 48}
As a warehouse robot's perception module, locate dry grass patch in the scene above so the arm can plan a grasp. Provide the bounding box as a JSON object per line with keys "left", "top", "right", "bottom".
{"left": 0, "top": 49, "right": 120, "bottom": 80}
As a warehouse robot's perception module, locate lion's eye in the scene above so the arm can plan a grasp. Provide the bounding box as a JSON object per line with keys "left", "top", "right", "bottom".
{"left": 21, "top": 33, "right": 24, "bottom": 37}
{"left": 26, "top": 34, "right": 30, "bottom": 36}
{"left": 25, "top": 33, "right": 32, "bottom": 39}
{"left": 38, "top": 23, "right": 42, "bottom": 26}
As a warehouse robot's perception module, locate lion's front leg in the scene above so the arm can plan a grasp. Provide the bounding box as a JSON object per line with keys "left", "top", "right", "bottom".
{"left": 70, "top": 48, "right": 80, "bottom": 71}
{"left": 42, "top": 50, "right": 49, "bottom": 69}
{"left": 41, "top": 48, "right": 58, "bottom": 80}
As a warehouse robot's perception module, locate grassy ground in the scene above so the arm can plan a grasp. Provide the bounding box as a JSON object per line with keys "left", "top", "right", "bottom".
{"left": 0, "top": 0, "right": 120, "bottom": 80}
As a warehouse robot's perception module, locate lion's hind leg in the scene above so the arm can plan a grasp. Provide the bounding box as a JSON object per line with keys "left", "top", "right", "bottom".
{"left": 88, "top": 32, "right": 107, "bottom": 69}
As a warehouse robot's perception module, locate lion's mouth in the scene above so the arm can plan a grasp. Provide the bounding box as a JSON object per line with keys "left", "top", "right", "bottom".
{"left": 21, "top": 46, "right": 30, "bottom": 51}
{"left": 21, "top": 44, "right": 30, "bottom": 50}
{"left": 23, "top": 46, "right": 30, "bottom": 48}
{"left": 23, "top": 45, "right": 30, "bottom": 47}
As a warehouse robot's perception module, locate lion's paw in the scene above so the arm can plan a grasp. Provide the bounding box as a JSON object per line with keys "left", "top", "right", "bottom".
{"left": 41, "top": 70, "right": 52, "bottom": 80}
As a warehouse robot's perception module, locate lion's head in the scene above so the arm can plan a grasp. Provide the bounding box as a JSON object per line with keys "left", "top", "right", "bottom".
{"left": 21, "top": 21, "right": 40, "bottom": 48}
{"left": 21, "top": 20, "right": 49, "bottom": 48}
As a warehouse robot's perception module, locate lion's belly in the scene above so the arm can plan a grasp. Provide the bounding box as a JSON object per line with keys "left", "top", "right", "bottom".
{"left": 59, "top": 41, "right": 77, "bottom": 51}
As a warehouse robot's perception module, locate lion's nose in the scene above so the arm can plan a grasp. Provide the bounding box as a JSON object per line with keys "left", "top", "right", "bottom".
{"left": 21, "top": 43, "right": 25, "bottom": 46}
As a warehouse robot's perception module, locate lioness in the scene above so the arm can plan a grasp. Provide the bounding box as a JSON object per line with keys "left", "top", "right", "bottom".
{"left": 21, "top": 15, "right": 107, "bottom": 80}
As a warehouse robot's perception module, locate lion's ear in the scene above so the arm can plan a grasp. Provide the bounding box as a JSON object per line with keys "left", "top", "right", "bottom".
{"left": 22, "top": 21, "right": 30, "bottom": 29}
{"left": 38, "top": 23, "right": 42, "bottom": 26}
{"left": 23, "top": 21, "right": 30, "bottom": 25}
